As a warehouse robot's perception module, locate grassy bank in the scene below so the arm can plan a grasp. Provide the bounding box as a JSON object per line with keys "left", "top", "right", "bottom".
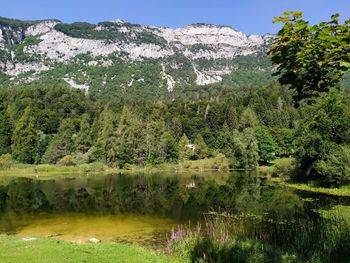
{"left": 320, "top": 206, "right": 350, "bottom": 224}
{"left": 0, "top": 156, "right": 234, "bottom": 179}
{"left": 0, "top": 235, "right": 176, "bottom": 263}
{"left": 0, "top": 164, "right": 114, "bottom": 179}
{"left": 272, "top": 178, "right": 350, "bottom": 197}
{"left": 169, "top": 209, "right": 350, "bottom": 263}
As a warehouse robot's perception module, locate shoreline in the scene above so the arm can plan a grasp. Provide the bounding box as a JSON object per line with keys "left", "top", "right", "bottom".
{"left": 1, "top": 164, "right": 350, "bottom": 198}
{"left": 271, "top": 178, "right": 350, "bottom": 197}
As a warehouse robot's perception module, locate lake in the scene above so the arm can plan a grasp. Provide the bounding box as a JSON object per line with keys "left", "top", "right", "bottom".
{"left": 0, "top": 172, "right": 347, "bottom": 249}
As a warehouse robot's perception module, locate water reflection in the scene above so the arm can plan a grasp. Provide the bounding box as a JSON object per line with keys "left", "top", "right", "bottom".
{"left": 0, "top": 172, "right": 309, "bottom": 246}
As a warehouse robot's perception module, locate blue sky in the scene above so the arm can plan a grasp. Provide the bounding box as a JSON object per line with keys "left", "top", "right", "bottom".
{"left": 2, "top": 0, "right": 350, "bottom": 35}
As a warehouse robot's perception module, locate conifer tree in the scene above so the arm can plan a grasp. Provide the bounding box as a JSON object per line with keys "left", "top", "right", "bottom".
{"left": 178, "top": 133, "right": 193, "bottom": 161}
{"left": 243, "top": 129, "right": 259, "bottom": 170}
{"left": 227, "top": 106, "right": 238, "bottom": 130}
{"left": 194, "top": 134, "right": 209, "bottom": 159}
{"left": 12, "top": 107, "right": 38, "bottom": 164}
{"left": 94, "top": 108, "right": 116, "bottom": 161}
{"left": 239, "top": 108, "right": 260, "bottom": 131}
{"left": 0, "top": 111, "right": 12, "bottom": 155}
{"left": 42, "top": 118, "right": 76, "bottom": 164}
{"left": 75, "top": 113, "right": 91, "bottom": 154}
{"left": 159, "top": 131, "right": 178, "bottom": 162}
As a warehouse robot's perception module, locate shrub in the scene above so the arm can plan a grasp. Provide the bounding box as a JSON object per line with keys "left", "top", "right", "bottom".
{"left": 58, "top": 155, "right": 77, "bottom": 166}
{"left": 74, "top": 152, "right": 89, "bottom": 165}
{"left": 179, "top": 154, "right": 229, "bottom": 171}
{"left": 272, "top": 158, "right": 296, "bottom": 178}
{"left": 315, "top": 145, "right": 350, "bottom": 186}
{"left": 86, "top": 162, "right": 108, "bottom": 172}
{"left": 78, "top": 164, "right": 90, "bottom": 173}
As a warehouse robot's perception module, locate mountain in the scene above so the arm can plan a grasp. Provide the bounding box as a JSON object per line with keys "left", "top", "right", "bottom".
{"left": 0, "top": 16, "right": 275, "bottom": 100}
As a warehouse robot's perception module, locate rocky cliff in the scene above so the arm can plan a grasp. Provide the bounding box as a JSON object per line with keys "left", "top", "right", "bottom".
{"left": 0, "top": 16, "right": 274, "bottom": 97}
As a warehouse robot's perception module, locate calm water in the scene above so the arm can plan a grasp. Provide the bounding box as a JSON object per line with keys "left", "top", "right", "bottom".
{"left": 0, "top": 172, "right": 346, "bottom": 248}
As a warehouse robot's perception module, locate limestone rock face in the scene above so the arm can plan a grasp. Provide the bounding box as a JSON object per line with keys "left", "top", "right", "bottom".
{"left": 0, "top": 18, "right": 274, "bottom": 91}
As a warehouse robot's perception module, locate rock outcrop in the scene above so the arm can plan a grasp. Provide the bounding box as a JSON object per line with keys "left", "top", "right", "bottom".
{"left": 0, "top": 17, "right": 274, "bottom": 92}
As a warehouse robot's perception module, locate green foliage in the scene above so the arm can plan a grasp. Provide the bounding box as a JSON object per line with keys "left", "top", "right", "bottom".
{"left": 10, "top": 36, "right": 42, "bottom": 62}
{"left": 11, "top": 107, "right": 38, "bottom": 164}
{"left": 74, "top": 113, "right": 91, "bottom": 154}
{"left": 178, "top": 134, "right": 193, "bottom": 161}
{"left": 54, "top": 21, "right": 126, "bottom": 40}
{"left": 316, "top": 145, "right": 350, "bottom": 185}
{"left": 243, "top": 128, "right": 259, "bottom": 170}
{"left": 179, "top": 154, "right": 229, "bottom": 171}
{"left": 58, "top": 155, "right": 77, "bottom": 166}
{"left": 42, "top": 119, "right": 76, "bottom": 164}
{"left": 254, "top": 126, "right": 277, "bottom": 165}
{"left": 54, "top": 22, "right": 167, "bottom": 45}
{"left": 272, "top": 158, "right": 296, "bottom": 178}
{"left": 0, "top": 111, "right": 12, "bottom": 155}
{"left": 239, "top": 107, "right": 260, "bottom": 130}
{"left": 0, "top": 16, "right": 59, "bottom": 29}
{"left": 170, "top": 210, "right": 350, "bottom": 263}
{"left": 272, "top": 128, "right": 295, "bottom": 157}
{"left": 0, "top": 235, "right": 173, "bottom": 263}
{"left": 194, "top": 134, "right": 209, "bottom": 159}
{"left": 269, "top": 12, "right": 350, "bottom": 104}
{"left": 172, "top": 235, "right": 282, "bottom": 263}
{"left": 0, "top": 82, "right": 298, "bottom": 171}
{"left": 295, "top": 89, "right": 350, "bottom": 185}
{"left": 0, "top": 154, "right": 14, "bottom": 169}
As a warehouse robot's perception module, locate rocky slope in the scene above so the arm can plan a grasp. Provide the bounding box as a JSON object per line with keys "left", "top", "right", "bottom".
{"left": 0, "top": 16, "right": 274, "bottom": 96}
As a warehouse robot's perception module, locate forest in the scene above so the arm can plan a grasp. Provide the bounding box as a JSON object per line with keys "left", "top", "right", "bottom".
{"left": 0, "top": 12, "right": 350, "bottom": 188}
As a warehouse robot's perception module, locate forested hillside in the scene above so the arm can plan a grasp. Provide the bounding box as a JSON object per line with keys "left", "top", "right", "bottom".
{"left": 0, "top": 81, "right": 297, "bottom": 169}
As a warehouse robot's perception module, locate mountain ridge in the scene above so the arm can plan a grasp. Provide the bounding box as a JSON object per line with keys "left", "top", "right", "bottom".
{"left": 0, "top": 16, "right": 275, "bottom": 100}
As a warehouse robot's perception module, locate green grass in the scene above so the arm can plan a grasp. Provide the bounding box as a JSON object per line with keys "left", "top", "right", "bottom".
{"left": 272, "top": 178, "right": 350, "bottom": 197}
{"left": 0, "top": 235, "right": 176, "bottom": 263}
{"left": 179, "top": 155, "right": 230, "bottom": 171}
{"left": 320, "top": 205, "right": 350, "bottom": 224}
{"left": 0, "top": 160, "right": 232, "bottom": 180}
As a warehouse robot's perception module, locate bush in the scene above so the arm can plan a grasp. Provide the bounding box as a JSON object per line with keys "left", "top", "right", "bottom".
{"left": 58, "top": 155, "right": 77, "bottom": 166}
{"left": 0, "top": 154, "right": 14, "bottom": 169}
{"left": 272, "top": 158, "right": 296, "bottom": 178}
{"left": 179, "top": 154, "right": 229, "bottom": 171}
{"left": 315, "top": 145, "right": 350, "bottom": 186}
{"left": 294, "top": 89, "right": 350, "bottom": 184}
{"left": 74, "top": 152, "right": 89, "bottom": 165}
{"left": 86, "top": 162, "right": 108, "bottom": 172}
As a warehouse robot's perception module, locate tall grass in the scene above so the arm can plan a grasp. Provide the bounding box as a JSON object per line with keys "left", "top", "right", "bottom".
{"left": 168, "top": 211, "right": 350, "bottom": 262}
{"left": 0, "top": 162, "right": 109, "bottom": 178}
{"left": 179, "top": 155, "right": 230, "bottom": 171}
